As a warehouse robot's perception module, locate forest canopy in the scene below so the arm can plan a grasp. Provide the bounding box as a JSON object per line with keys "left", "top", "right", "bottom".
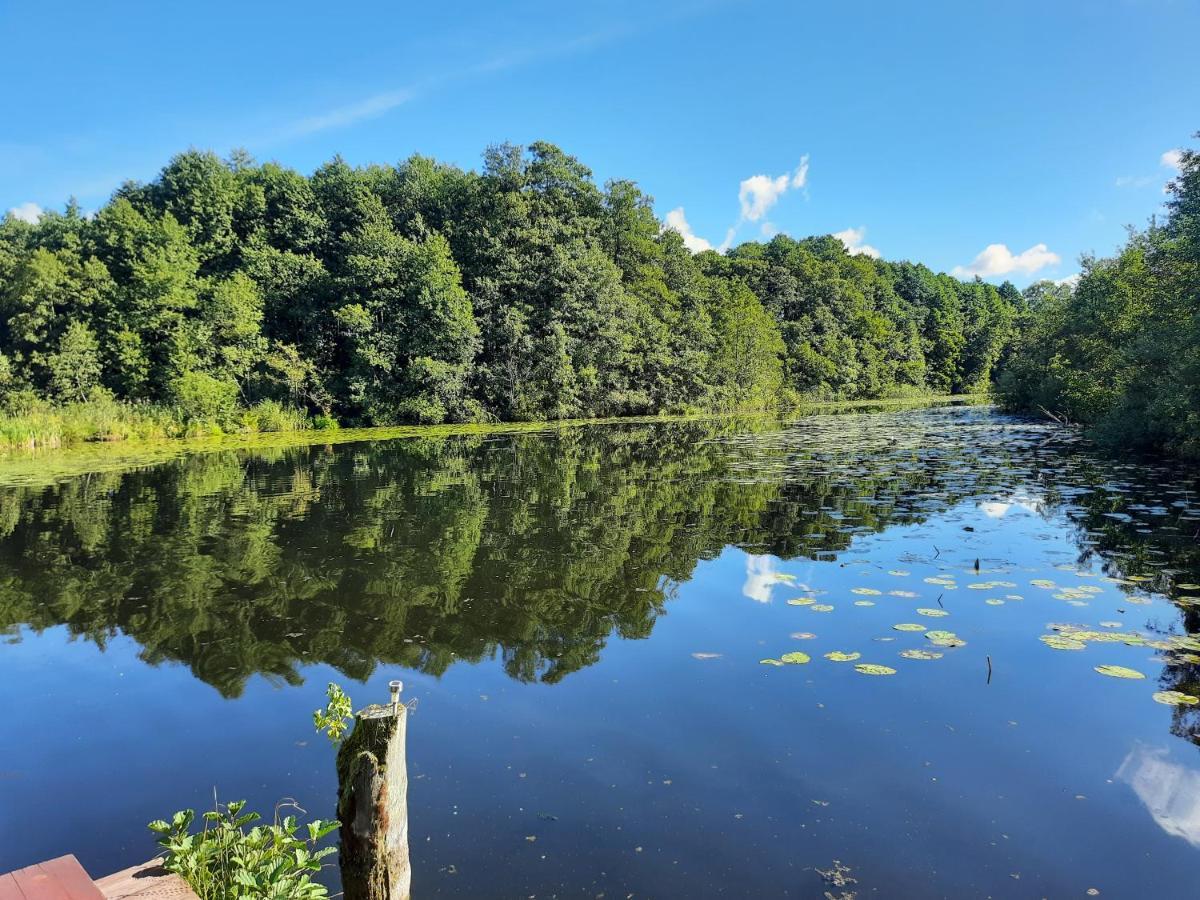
{"left": 998, "top": 135, "right": 1200, "bottom": 459}
{"left": 0, "top": 142, "right": 1021, "bottom": 433}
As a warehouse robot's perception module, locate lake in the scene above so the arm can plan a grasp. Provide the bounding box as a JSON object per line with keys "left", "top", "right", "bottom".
{"left": 1, "top": 402, "right": 1199, "bottom": 897}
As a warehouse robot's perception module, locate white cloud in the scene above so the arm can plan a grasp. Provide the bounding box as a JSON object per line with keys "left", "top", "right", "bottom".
{"left": 664, "top": 206, "right": 713, "bottom": 253}
{"left": 952, "top": 242, "right": 1060, "bottom": 279}
{"left": 717, "top": 227, "right": 737, "bottom": 253}
{"left": 1118, "top": 745, "right": 1200, "bottom": 848}
{"left": 7, "top": 202, "right": 42, "bottom": 224}
{"left": 742, "top": 554, "right": 778, "bottom": 603}
{"left": 760, "top": 221, "right": 780, "bottom": 238}
{"left": 833, "top": 225, "right": 881, "bottom": 259}
{"left": 737, "top": 156, "right": 809, "bottom": 222}
{"left": 1162, "top": 148, "right": 1184, "bottom": 170}
{"left": 1054, "top": 273, "right": 1081, "bottom": 288}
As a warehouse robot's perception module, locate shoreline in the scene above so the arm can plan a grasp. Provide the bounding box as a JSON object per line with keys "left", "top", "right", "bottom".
{"left": 0, "top": 394, "right": 988, "bottom": 488}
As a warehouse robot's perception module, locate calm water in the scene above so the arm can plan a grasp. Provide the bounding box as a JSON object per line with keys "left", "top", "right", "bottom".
{"left": 2, "top": 404, "right": 1200, "bottom": 897}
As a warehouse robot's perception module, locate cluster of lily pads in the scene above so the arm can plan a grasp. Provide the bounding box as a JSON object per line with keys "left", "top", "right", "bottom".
{"left": 1039, "top": 621, "right": 1200, "bottom": 705}
{"left": 761, "top": 576, "right": 970, "bottom": 675}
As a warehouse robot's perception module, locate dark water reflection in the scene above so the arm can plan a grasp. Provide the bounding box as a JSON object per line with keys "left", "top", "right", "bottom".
{"left": 1, "top": 404, "right": 1199, "bottom": 897}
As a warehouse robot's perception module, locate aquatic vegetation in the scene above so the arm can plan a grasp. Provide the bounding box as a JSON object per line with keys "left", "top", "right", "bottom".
{"left": 787, "top": 597, "right": 815, "bottom": 606}
{"left": 1040, "top": 635, "right": 1086, "bottom": 650}
{"left": 780, "top": 651, "right": 811, "bottom": 665}
{"left": 854, "top": 663, "right": 897, "bottom": 676}
{"left": 893, "top": 623, "right": 926, "bottom": 632}
{"left": 825, "top": 651, "right": 862, "bottom": 662}
{"left": 1094, "top": 665, "right": 1146, "bottom": 680}
{"left": 925, "top": 630, "right": 966, "bottom": 648}
{"left": 853, "top": 600, "right": 876, "bottom": 606}
{"left": 985, "top": 598, "right": 1005, "bottom": 605}
{"left": 810, "top": 604, "right": 835, "bottom": 612}
{"left": 916, "top": 608, "right": 949, "bottom": 617}
{"left": 790, "top": 632, "right": 817, "bottom": 640}
{"left": 889, "top": 590, "right": 918, "bottom": 598}
{"left": 851, "top": 588, "right": 882, "bottom": 596}
{"left": 760, "top": 658, "right": 785, "bottom": 667}
{"left": 1152, "top": 691, "right": 1199, "bottom": 706}
{"left": 900, "top": 649, "right": 943, "bottom": 660}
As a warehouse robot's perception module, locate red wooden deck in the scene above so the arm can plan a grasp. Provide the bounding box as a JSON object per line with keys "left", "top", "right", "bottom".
{"left": 0, "top": 857, "right": 194, "bottom": 900}
{"left": 0, "top": 856, "right": 104, "bottom": 900}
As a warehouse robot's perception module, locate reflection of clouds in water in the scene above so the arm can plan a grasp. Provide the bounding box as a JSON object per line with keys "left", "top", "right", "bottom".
{"left": 743, "top": 554, "right": 777, "bottom": 603}
{"left": 1117, "top": 744, "right": 1200, "bottom": 847}
{"left": 978, "top": 495, "right": 1042, "bottom": 518}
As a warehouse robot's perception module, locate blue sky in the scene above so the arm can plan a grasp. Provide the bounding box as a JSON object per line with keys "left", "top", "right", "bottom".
{"left": 2, "top": 0, "right": 1196, "bottom": 285}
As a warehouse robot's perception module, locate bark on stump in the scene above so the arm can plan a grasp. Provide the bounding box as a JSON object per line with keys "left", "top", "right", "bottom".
{"left": 336, "top": 695, "right": 410, "bottom": 900}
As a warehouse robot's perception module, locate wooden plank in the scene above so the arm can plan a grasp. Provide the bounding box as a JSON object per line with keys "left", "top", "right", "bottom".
{"left": 94, "top": 862, "right": 196, "bottom": 900}
{"left": 10, "top": 862, "right": 72, "bottom": 900}
{"left": 38, "top": 858, "right": 104, "bottom": 900}
{"left": 0, "top": 872, "right": 25, "bottom": 900}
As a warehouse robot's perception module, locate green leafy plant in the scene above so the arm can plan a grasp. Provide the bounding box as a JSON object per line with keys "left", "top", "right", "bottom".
{"left": 149, "top": 799, "right": 338, "bottom": 900}
{"left": 313, "top": 682, "right": 353, "bottom": 744}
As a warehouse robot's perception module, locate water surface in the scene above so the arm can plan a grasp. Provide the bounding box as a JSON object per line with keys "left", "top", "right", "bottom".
{"left": 1, "top": 404, "right": 1199, "bottom": 897}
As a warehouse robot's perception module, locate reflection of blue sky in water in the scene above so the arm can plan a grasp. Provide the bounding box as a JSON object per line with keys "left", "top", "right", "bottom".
{"left": 1118, "top": 745, "right": 1200, "bottom": 848}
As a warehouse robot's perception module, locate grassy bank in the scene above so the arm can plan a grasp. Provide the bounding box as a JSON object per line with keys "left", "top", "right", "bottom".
{"left": 0, "top": 396, "right": 319, "bottom": 452}
{"left": 0, "top": 395, "right": 988, "bottom": 489}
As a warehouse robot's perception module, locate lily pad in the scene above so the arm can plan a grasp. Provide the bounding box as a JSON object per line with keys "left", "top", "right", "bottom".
{"left": 1094, "top": 665, "right": 1146, "bottom": 680}
{"left": 926, "top": 630, "right": 966, "bottom": 648}
{"left": 1040, "top": 634, "right": 1086, "bottom": 650}
{"left": 854, "top": 663, "right": 897, "bottom": 676}
{"left": 1153, "top": 691, "right": 1200, "bottom": 706}
{"left": 810, "top": 604, "right": 835, "bottom": 612}
{"left": 916, "top": 608, "right": 949, "bottom": 617}
{"left": 985, "top": 598, "right": 1005, "bottom": 605}
{"left": 1031, "top": 579, "right": 1057, "bottom": 589}
{"left": 790, "top": 632, "right": 817, "bottom": 640}
{"left": 760, "top": 658, "right": 784, "bottom": 666}
{"left": 852, "top": 588, "right": 882, "bottom": 596}
{"left": 900, "top": 649, "right": 943, "bottom": 660}
{"left": 787, "top": 597, "right": 815, "bottom": 606}
{"left": 825, "top": 651, "right": 861, "bottom": 662}
{"left": 780, "top": 652, "right": 811, "bottom": 664}
{"left": 889, "top": 590, "right": 918, "bottom": 598}
{"left": 893, "top": 623, "right": 926, "bottom": 632}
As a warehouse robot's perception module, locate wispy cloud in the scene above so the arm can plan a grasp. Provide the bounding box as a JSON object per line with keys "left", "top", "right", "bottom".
{"left": 258, "top": 21, "right": 649, "bottom": 147}
{"left": 834, "top": 225, "right": 880, "bottom": 259}
{"left": 272, "top": 89, "right": 417, "bottom": 143}
{"left": 952, "top": 242, "right": 1060, "bottom": 279}
{"left": 7, "top": 201, "right": 42, "bottom": 224}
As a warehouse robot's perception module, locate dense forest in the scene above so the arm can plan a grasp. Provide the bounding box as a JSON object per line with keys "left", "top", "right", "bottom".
{"left": 0, "top": 142, "right": 1021, "bottom": 440}
{"left": 999, "top": 135, "right": 1200, "bottom": 458}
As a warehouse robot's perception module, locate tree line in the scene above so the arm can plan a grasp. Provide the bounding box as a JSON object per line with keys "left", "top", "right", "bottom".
{"left": 0, "top": 142, "right": 1022, "bottom": 431}
{"left": 999, "top": 135, "right": 1200, "bottom": 458}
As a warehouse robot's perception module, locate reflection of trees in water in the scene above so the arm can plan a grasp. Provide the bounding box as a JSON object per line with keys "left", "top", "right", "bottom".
{"left": 1052, "top": 455, "right": 1200, "bottom": 747}
{"left": 1, "top": 407, "right": 1198, "bottom": 705}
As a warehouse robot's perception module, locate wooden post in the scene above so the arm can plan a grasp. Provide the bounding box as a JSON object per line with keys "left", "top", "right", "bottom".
{"left": 336, "top": 680, "right": 411, "bottom": 900}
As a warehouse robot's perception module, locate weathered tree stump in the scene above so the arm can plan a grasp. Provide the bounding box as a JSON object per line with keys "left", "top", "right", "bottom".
{"left": 336, "top": 682, "right": 410, "bottom": 900}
